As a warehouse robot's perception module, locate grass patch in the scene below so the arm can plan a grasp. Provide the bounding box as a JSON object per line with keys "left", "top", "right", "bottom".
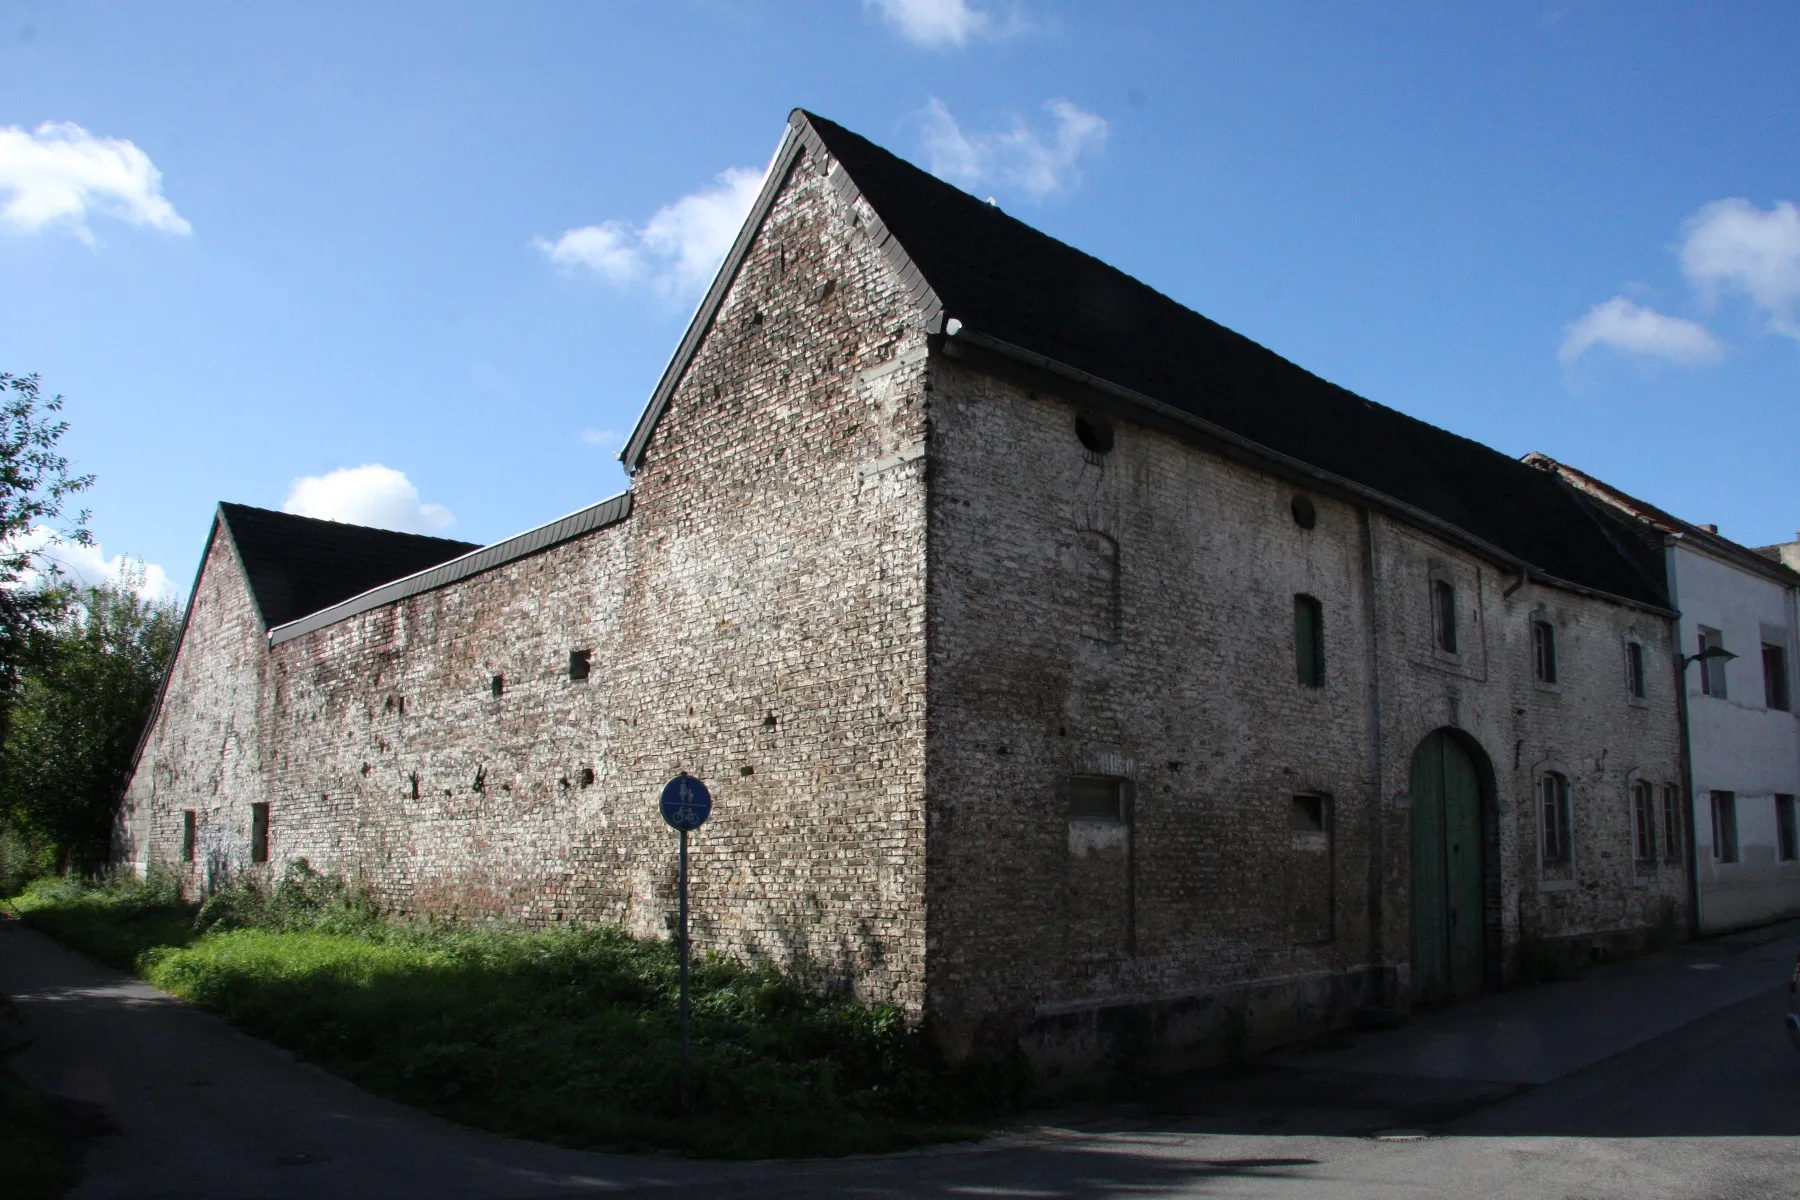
{"left": 11, "top": 865, "right": 1027, "bottom": 1158}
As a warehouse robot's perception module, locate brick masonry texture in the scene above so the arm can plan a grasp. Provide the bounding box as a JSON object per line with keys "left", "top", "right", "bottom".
{"left": 120, "top": 144, "right": 934, "bottom": 1013}
{"left": 921, "top": 356, "right": 1685, "bottom": 1066}
{"left": 118, "top": 136, "right": 1688, "bottom": 1071}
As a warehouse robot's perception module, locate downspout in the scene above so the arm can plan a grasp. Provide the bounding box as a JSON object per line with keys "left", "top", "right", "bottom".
{"left": 1359, "top": 507, "right": 1390, "bottom": 1009}
{"left": 1665, "top": 537, "right": 1703, "bottom": 937}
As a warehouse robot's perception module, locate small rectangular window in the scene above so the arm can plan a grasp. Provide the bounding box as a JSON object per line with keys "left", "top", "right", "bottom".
{"left": 569, "top": 649, "right": 592, "bottom": 682}
{"left": 1532, "top": 619, "right": 1558, "bottom": 684}
{"left": 1778, "top": 795, "right": 1798, "bottom": 863}
{"left": 1699, "top": 628, "right": 1727, "bottom": 698}
{"left": 1632, "top": 781, "right": 1655, "bottom": 866}
{"left": 1764, "top": 644, "right": 1789, "bottom": 711}
{"left": 1540, "top": 773, "right": 1572, "bottom": 866}
{"left": 1433, "top": 579, "right": 1457, "bottom": 654}
{"left": 1662, "top": 783, "right": 1683, "bottom": 864}
{"left": 181, "top": 810, "right": 196, "bottom": 863}
{"left": 490, "top": 673, "right": 505, "bottom": 698}
{"left": 1290, "top": 793, "right": 1329, "bottom": 833}
{"left": 1710, "top": 791, "right": 1738, "bottom": 863}
{"left": 250, "top": 802, "right": 270, "bottom": 865}
{"left": 1067, "top": 776, "right": 1126, "bottom": 823}
{"left": 1294, "top": 594, "right": 1324, "bottom": 688}
{"left": 1627, "top": 641, "right": 1646, "bottom": 700}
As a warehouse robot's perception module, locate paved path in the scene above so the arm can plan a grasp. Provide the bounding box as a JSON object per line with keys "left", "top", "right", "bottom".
{"left": 1271, "top": 918, "right": 1800, "bottom": 1084}
{"left": 6, "top": 914, "right": 1800, "bottom": 1199}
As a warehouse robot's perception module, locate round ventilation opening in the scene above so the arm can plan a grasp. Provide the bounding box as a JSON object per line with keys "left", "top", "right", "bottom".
{"left": 1291, "top": 495, "right": 1317, "bottom": 529}
{"left": 1075, "top": 413, "right": 1115, "bottom": 455}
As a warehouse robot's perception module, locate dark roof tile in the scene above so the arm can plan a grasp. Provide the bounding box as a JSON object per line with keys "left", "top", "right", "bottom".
{"left": 798, "top": 111, "right": 1667, "bottom": 608}
{"left": 217, "top": 503, "right": 479, "bottom": 628}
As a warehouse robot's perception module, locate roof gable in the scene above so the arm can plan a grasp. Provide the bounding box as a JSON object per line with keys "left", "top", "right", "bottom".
{"left": 216, "top": 503, "right": 479, "bottom": 628}
{"left": 623, "top": 109, "right": 1669, "bottom": 608}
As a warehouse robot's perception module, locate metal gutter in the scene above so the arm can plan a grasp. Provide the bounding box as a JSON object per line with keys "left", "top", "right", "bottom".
{"left": 268, "top": 492, "right": 632, "bottom": 645}
{"left": 946, "top": 328, "right": 1677, "bottom": 618}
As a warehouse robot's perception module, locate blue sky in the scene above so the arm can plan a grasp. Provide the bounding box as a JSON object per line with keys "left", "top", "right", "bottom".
{"left": 2, "top": 1, "right": 1797, "bottom": 599}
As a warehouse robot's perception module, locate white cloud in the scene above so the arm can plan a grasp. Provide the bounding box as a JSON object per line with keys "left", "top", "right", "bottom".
{"left": 1558, "top": 296, "right": 1723, "bottom": 365}
{"left": 0, "top": 121, "right": 191, "bottom": 243}
{"left": 282, "top": 465, "right": 455, "bottom": 535}
{"left": 1680, "top": 198, "right": 1800, "bottom": 340}
{"left": 9, "top": 526, "right": 178, "bottom": 603}
{"left": 918, "top": 98, "right": 1107, "bottom": 201}
{"left": 534, "top": 166, "right": 765, "bottom": 299}
{"left": 579, "top": 428, "right": 622, "bottom": 450}
{"left": 868, "top": 0, "right": 1024, "bottom": 48}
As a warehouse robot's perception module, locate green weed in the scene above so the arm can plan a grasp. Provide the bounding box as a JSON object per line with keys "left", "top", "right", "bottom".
{"left": 11, "top": 867, "right": 1028, "bottom": 1158}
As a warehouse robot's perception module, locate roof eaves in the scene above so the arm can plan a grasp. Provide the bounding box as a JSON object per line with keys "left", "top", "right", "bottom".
{"left": 268, "top": 491, "right": 632, "bottom": 645}
{"left": 951, "top": 330, "right": 1675, "bottom": 617}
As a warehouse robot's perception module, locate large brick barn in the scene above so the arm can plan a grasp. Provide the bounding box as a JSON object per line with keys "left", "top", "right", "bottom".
{"left": 118, "top": 110, "right": 1689, "bottom": 1072}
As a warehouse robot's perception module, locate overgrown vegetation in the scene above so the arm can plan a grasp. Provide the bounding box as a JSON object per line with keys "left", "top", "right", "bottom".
{"left": 11, "top": 863, "right": 1029, "bottom": 1158}
{"left": 0, "top": 371, "right": 176, "bottom": 884}
{"left": 0, "top": 579, "right": 180, "bottom": 874}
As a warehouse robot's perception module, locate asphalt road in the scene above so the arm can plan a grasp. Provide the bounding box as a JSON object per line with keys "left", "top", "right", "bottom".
{"left": 5, "top": 915, "right": 1799, "bottom": 1200}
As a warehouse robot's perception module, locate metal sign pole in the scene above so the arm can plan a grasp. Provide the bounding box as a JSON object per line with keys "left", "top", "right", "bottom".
{"left": 678, "top": 825, "right": 690, "bottom": 1113}
{"left": 657, "top": 772, "right": 711, "bottom": 1117}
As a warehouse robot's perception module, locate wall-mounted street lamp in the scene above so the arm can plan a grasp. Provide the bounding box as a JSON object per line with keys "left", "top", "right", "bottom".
{"left": 1682, "top": 645, "right": 1738, "bottom": 670}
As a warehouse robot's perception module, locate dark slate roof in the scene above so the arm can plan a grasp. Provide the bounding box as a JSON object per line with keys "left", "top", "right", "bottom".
{"left": 217, "top": 503, "right": 480, "bottom": 629}
{"left": 795, "top": 111, "right": 1669, "bottom": 608}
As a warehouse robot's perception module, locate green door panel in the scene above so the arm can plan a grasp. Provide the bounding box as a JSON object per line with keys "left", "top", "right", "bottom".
{"left": 1409, "top": 731, "right": 1486, "bottom": 1006}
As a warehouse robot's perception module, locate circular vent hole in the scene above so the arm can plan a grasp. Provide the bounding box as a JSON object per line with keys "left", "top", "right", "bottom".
{"left": 1075, "top": 413, "right": 1115, "bottom": 455}
{"left": 1291, "top": 495, "right": 1317, "bottom": 529}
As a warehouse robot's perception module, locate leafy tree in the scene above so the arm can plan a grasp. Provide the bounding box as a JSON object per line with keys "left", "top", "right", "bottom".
{"left": 1, "top": 576, "right": 180, "bottom": 871}
{"left": 0, "top": 373, "right": 94, "bottom": 744}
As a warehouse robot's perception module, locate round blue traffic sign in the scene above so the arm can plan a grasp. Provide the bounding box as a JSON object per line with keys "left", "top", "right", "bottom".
{"left": 659, "top": 774, "right": 712, "bottom": 832}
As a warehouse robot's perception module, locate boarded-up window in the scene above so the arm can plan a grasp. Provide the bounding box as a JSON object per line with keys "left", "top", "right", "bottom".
{"left": 250, "top": 803, "right": 270, "bottom": 865}
{"left": 1065, "top": 776, "right": 1131, "bottom": 959}
{"left": 181, "top": 810, "right": 196, "bottom": 863}
{"left": 1072, "top": 532, "right": 1121, "bottom": 643}
{"left": 1289, "top": 794, "right": 1333, "bottom": 943}
{"left": 1294, "top": 595, "right": 1324, "bottom": 688}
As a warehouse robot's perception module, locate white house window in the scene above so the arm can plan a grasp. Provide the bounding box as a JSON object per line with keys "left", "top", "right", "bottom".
{"left": 1764, "top": 644, "right": 1790, "bottom": 711}
{"left": 1699, "top": 628, "right": 1728, "bottom": 698}
{"left": 1710, "top": 790, "right": 1739, "bottom": 862}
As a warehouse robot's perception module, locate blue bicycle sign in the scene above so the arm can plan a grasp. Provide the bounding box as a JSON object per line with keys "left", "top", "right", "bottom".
{"left": 659, "top": 773, "right": 712, "bottom": 832}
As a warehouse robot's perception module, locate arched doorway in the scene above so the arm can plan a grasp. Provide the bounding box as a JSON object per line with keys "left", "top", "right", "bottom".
{"left": 1409, "top": 729, "right": 1490, "bottom": 1004}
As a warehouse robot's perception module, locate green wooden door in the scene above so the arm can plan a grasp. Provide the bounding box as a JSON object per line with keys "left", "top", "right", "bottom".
{"left": 1409, "top": 731, "right": 1486, "bottom": 1004}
